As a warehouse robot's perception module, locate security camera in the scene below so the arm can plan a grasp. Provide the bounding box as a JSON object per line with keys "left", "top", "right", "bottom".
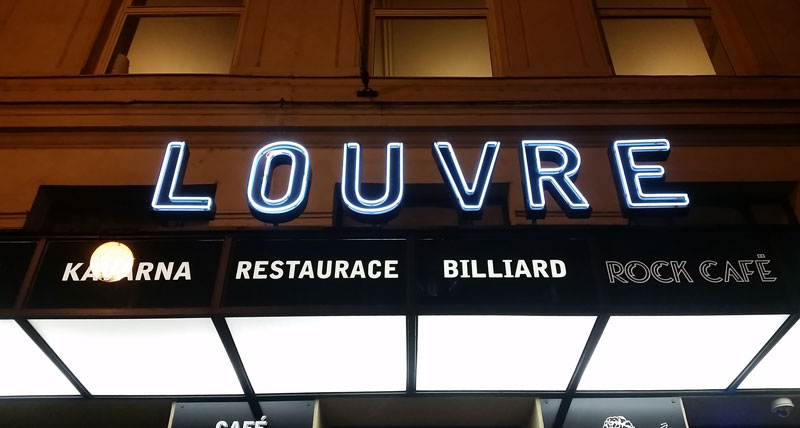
{"left": 771, "top": 398, "right": 794, "bottom": 418}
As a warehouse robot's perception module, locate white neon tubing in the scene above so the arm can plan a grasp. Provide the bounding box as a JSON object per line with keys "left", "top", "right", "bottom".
{"left": 151, "top": 141, "right": 213, "bottom": 212}
{"left": 521, "top": 140, "right": 590, "bottom": 211}
{"left": 340, "top": 142, "right": 405, "bottom": 215}
{"left": 246, "top": 141, "right": 311, "bottom": 215}
{"left": 433, "top": 141, "right": 500, "bottom": 212}
{"left": 611, "top": 139, "right": 690, "bottom": 209}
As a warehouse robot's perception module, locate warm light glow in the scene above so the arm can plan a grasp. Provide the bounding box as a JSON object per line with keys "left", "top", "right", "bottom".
{"left": 602, "top": 19, "right": 716, "bottom": 76}
{"left": 373, "top": 18, "right": 492, "bottom": 77}
{"left": 739, "top": 320, "right": 800, "bottom": 389}
{"left": 125, "top": 16, "right": 239, "bottom": 74}
{"left": 0, "top": 320, "right": 78, "bottom": 396}
{"left": 226, "top": 316, "right": 407, "bottom": 393}
{"left": 579, "top": 315, "right": 787, "bottom": 391}
{"left": 31, "top": 318, "right": 243, "bottom": 396}
{"left": 89, "top": 241, "right": 134, "bottom": 282}
{"left": 416, "top": 315, "right": 597, "bottom": 391}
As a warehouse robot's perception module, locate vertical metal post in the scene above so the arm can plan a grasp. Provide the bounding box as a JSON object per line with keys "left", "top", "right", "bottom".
{"left": 405, "top": 236, "right": 417, "bottom": 394}
{"left": 13, "top": 238, "right": 46, "bottom": 310}
{"left": 211, "top": 236, "right": 233, "bottom": 310}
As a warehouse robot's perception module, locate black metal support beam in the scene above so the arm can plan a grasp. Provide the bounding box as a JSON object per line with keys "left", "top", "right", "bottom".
{"left": 211, "top": 236, "right": 233, "bottom": 310}
{"left": 406, "top": 315, "right": 417, "bottom": 393}
{"left": 15, "top": 318, "right": 92, "bottom": 398}
{"left": 552, "top": 315, "right": 609, "bottom": 428}
{"left": 405, "top": 237, "right": 417, "bottom": 394}
{"left": 727, "top": 314, "right": 799, "bottom": 391}
{"left": 212, "top": 316, "right": 261, "bottom": 418}
{"left": 12, "top": 239, "right": 46, "bottom": 310}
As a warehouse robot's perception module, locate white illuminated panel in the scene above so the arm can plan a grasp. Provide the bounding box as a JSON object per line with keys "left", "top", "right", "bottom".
{"left": 416, "top": 315, "right": 597, "bottom": 391}
{"left": 30, "top": 318, "right": 242, "bottom": 396}
{"left": 739, "top": 319, "right": 800, "bottom": 389}
{"left": 579, "top": 315, "right": 787, "bottom": 391}
{"left": 226, "top": 316, "right": 406, "bottom": 393}
{"left": 0, "top": 320, "right": 78, "bottom": 396}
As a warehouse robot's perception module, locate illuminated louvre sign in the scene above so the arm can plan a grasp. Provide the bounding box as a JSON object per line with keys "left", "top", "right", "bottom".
{"left": 152, "top": 139, "right": 689, "bottom": 223}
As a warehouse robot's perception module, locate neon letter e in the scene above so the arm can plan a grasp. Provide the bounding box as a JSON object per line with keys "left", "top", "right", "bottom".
{"left": 610, "top": 139, "right": 689, "bottom": 210}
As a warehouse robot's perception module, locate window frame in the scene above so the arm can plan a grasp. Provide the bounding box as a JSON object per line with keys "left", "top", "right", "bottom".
{"left": 92, "top": 0, "right": 248, "bottom": 75}
{"left": 594, "top": 0, "right": 734, "bottom": 76}
{"left": 369, "top": 1, "right": 501, "bottom": 77}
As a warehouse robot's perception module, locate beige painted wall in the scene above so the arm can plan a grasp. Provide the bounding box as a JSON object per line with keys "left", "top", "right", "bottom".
{"left": 1, "top": 0, "right": 800, "bottom": 76}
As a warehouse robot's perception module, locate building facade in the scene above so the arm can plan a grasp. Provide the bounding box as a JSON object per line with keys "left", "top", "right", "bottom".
{"left": 0, "top": 1, "right": 799, "bottom": 427}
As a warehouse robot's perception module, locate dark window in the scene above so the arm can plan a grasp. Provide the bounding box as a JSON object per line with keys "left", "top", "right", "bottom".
{"left": 24, "top": 185, "right": 216, "bottom": 233}
{"left": 628, "top": 182, "right": 798, "bottom": 226}
{"left": 333, "top": 183, "right": 509, "bottom": 228}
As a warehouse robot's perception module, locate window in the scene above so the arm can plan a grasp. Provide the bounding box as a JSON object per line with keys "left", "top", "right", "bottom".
{"left": 99, "top": 0, "right": 244, "bottom": 74}
{"left": 596, "top": 0, "right": 732, "bottom": 75}
{"left": 333, "top": 183, "right": 509, "bottom": 228}
{"left": 628, "top": 182, "right": 798, "bottom": 226}
{"left": 24, "top": 185, "right": 216, "bottom": 233}
{"left": 372, "top": 0, "right": 493, "bottom": 77}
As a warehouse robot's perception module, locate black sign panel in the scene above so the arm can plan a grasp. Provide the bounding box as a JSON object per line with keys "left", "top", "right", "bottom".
{"left": 415, "top": 234, "right": 595, "bottom": 309}
{"left": 0, "top": 241, "right": 36, "bottom": 308}
{"left": 562, "top": 398, "right": 687, "bottom": 428}
{"left": 29, "top": 239, "right": 222, "bottom": 308}
{"left": 592, "top": 229, "right": 794, "bottom": 313}
{"left": 170, "top": 401, "right": 315, "bottom": 428}
{"left": 224, "top": 238, "right": 406, "bottom": 306}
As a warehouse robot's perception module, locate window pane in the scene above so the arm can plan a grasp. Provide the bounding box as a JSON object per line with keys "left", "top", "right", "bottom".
{"left": 131, "top": 0, "right": 243, "bottom": 6}
{"left": 602, "top": 19, "right": 716, "bottom": 75}
{"left": 373, "top": 18, "right": 492, "bottom": 77}
{"left": 673, "top": 206, "right": 747, "bottom": 225}
{"left": 595, "top": 0, "right": 703, "bottom": 7}
{"left": 375, "top": 0, "right": 485, "bottom": 8}
{"left": 750, "top": 204, "right": 794, "bottom": 224}
{"left": 113, "top": 15, "right": 238, "bottom": 74}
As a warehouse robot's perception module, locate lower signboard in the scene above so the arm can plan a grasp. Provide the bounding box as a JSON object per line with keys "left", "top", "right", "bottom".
{"left": 541, "top": 398, "right": 688, "bottom": 428}
{"left": 15, "top": 227, "right": 799, "bottom": 312}
{"left": 169, "top": 401, "right": 315, "bottom": 428}
{"left": 566, "top": 398, "right": 688, "bottom": 428}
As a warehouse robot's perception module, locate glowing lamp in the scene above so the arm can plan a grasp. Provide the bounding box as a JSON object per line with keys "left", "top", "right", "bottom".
{"left": 89, "top": 242, "right": 134, "bottom": 282}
